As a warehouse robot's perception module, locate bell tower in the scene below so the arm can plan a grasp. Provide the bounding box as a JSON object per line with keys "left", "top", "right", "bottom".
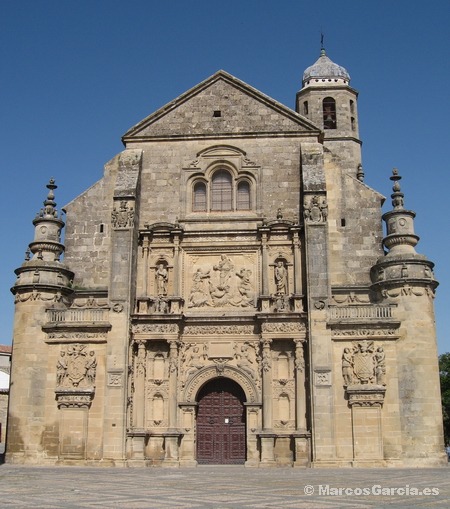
{"left": 296, "top": 47, "right": 362, "bottom": 172}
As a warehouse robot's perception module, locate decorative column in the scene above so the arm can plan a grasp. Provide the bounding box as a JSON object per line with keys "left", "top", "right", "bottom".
{"left": 293, "top": 338, "right": 310, "bottom": 466}
{"left": 259, "top": 338, "right": 276, "bottom": 466}
{"left": 133, "top": 341, "right": 146, "bottom": 428}
{"left": 294, "top": 339, "right": 306, "bottom": 430}
{"left": 291, "top": 226, "right": 304, "bottom": 312}
{"left": 170, "top": 226, "right": 183, "bottom": 313}
{"left": 128, "top": 340, "right": 146, "bottom": 463}
{"left": 142, "top": 236, "right": 150, "bottom": 296}
{"left": 171, "top": 228, "right": 181, "bottom": 295}
{"left": 259, "top": 226, "right": 271, "bottom": 311}
{"left": 164, "top": 340, "right": 180, "bottom": 465}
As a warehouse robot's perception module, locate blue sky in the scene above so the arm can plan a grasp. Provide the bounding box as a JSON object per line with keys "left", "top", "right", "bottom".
{"left": 1, "top": 1, "right": 449, "bottom": 352}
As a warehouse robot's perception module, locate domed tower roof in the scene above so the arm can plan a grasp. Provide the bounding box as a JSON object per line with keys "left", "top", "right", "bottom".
{"left": 302, "top": 49, "right": 350, "bottom": 87}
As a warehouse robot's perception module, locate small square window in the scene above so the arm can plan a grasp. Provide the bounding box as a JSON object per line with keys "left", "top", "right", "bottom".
{"left": 213, "top": 110, "right": 222, "bottom": 117}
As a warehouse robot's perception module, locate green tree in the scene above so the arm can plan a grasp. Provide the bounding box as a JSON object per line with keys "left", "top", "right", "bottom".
{"left": 439, "top": 353, "right": 450, "bottom": 446}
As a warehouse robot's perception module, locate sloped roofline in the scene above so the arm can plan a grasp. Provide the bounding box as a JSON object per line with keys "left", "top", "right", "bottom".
{"left": 122, "top": 70, "right": 321, "bottom": 143}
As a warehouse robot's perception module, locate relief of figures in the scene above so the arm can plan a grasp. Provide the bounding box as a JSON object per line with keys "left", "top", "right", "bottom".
{"left": 56, "top": 344, "right": 97, "bottom": 388}
{"left": 341, "top": 341, "right": 386, "bottom": 387}
{"left": 188, "top": 255, "right": 256, "bottom": 308}
{"left": 188, "top": 268, "right": 213, "bottom": 307}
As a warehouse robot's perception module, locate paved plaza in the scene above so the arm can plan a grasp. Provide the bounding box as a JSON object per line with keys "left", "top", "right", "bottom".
{"left": 0, "top": 463, "right": 449, "bottom": 508}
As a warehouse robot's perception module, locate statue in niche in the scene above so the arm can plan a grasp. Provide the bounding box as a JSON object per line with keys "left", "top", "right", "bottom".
{"left": 188, "top": 268, "right": 212, "bottom": 307}
{"left": 155, "top": 263, "right": 168, "bottom": 296}
{"left": 274, "top": 261, "right": 288, "bottom": 295}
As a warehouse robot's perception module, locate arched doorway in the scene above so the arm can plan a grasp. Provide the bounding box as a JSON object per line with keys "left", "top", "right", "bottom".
{"left": 196, "top": 378, "right": 246, "bottom": 464}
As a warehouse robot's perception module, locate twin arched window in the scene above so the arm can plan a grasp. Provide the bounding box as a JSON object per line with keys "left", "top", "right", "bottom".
{"left": 193, "top": 169, "right": 251, "bottom": 212}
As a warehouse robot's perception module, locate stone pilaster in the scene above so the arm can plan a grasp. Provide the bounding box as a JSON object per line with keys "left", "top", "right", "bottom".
{"left": 103, "top": 149, "right": 142, "bottom": 464}
{"left": 301, "top": 143, "right": 335, "bottom": 465}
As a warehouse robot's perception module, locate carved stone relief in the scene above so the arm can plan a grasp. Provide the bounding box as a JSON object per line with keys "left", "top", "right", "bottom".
{"left": 186, "top": 254, "right": 257, "bottom": 309}
{"left": 56, "top": 344, "right": 97, "bottom": 389}
{"left": 303, "top": 195, "right": 328, "bottom": 223}
{"left": 341, "top": 341, "right": 386, "bottom": 387}
{"left": 184, "top": 324, "right": 254, "bottom": 335}
{"left": 111, "top": 200, "right": 134, "bottom": 228}
{"left": 261, "top": 322, "right": 305, "bottom": 334}
{"left": 132, "top": 323, "right": 179, "bottom": 334}
{"left": 314, "top": 370, "right": 331, "bottom": 386}
{"left": 332, "top": 328, "right": 397, "bottom": 339}
{"left": 55, "top": 343, "right": 97, "bottom": 408}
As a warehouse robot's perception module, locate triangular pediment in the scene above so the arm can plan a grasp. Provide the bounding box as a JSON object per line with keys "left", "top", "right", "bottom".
{"left": 122, "top": 70, "right": 320, "bottom": 142}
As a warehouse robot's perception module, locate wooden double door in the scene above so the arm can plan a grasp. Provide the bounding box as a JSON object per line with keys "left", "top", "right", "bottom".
{"left": 196, "top": 378, "right": 246, "bottom": 464}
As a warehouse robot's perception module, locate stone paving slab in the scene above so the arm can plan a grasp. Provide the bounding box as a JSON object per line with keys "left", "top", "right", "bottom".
{"left": 0, "top": 465, "right": 449, "bottom": 508}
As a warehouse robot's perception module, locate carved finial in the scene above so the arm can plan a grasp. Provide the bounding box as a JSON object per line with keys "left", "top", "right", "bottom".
{"left": 390, "top": 168, "right": 404, "bottom": 209}
{"left": 25, "top": 248, "right": 31, "bottom": 261}
{"left": 277, "top": 208, "right": 283, "bottom": 220}
{"left": 39, "top": 178, "right": 59, "bottom": 218}
{"left": 357, "top": 164, "right": 365, "bottom": 182}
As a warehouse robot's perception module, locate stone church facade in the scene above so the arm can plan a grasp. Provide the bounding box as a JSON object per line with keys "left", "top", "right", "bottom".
{"left": 7, "top": 50, "right": 445, "bottom": 467}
